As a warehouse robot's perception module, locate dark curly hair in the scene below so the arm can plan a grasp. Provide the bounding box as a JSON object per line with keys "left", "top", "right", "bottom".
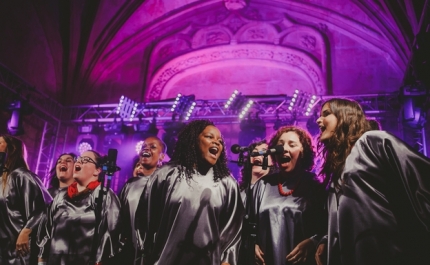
{"left": 48, "top": 152, "right": 77, "bottom": 189}
{"left": 170, "top": 119, "right": 230, "bottom": 181}
{"left": 317, "top": 98, "right": 371, "bottom": 188}
{"left": 268, "top": 125, "right": 315, "bottom": 171}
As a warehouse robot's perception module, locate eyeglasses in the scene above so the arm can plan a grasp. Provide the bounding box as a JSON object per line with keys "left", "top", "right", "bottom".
{"left": 74, "top": 156, "right": 98, "bottom": 165}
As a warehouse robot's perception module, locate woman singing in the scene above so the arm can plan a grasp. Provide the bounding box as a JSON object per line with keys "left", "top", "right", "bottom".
{"left": 137, "top": 119, "right": 244, "bottom": 265}
{"left": 0, "top": 134, "right": 52, "bottom": 265}
{"left": 47, "top": 152, "right": 77, "bottom": 198}
{"left": 38, "top": 150, "right": 121, "bottom": 265}
{"left": 253, "top": 126, "right": 325, "bottom": 265}
{"left": 315, "top": 98, "right": 430, "bottom": 265}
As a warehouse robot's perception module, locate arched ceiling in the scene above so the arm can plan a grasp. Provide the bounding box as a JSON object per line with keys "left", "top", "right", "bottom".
{"left": 0, "top": 0, "right": 427, "bottom": 105}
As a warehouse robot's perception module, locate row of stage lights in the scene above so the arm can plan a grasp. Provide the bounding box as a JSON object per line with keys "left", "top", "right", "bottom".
{"left": 75, "top": 91, "right": 318, "bottom": 155}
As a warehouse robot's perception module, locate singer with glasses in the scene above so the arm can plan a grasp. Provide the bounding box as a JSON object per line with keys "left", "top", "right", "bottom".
{"left": 136, "top": 119, "right": 244, "bottom": 265}
{"left": 0, "top": 135, "right": 52, "bottom": 265}
{"left": 119, "top": 136, "right": 166, "bottom": 265}
{"left": 253, "top": 126, "right": 326, "bottom": 265}
{"left": 38, "top": 150, "right": 121, "bottom": 265}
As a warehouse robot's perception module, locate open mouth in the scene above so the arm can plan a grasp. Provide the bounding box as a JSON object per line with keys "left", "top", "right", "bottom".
{"left": 209, "top": 147, "right": 219, "bottom": 155}
{"left": 253, "top": 158, "right": 262, "bottom": 166}
{"left": 319, "top": 126, "right": 326, "bottom": 132}
{"left": 74, "top": 165, "right": 82, "bottom": 172}
{"left": 59, "top": 165, "right": 67, "bottom": 172}
{"left": 279, "top": 156, "right": 291, "bottom": 163}
{"left": 141, "top": 151, "right": 151, "bottom": 158}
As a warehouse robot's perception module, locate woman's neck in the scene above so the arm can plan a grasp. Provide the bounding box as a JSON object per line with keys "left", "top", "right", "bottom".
{"left": 59, "top": 179, "right": 74, "bottom": 188}
{"left": 77, "top": 178, "right": 97, "bottom": 192}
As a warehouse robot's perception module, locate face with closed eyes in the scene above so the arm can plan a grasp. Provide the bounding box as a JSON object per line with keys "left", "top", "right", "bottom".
{"left": 275, "top": 131, "right": 304, "bottom": 173}
{"left": 56, "top": 154, "right": 75, "bottom": 183}
{"left": 198, "top": 125, "right": 224, "bottom": 167}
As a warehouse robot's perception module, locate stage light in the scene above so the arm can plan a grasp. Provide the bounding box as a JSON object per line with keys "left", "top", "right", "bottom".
{"left": 76, "top": 136, "right": 97, "bottom": 154}
{"left": 78, "top": 141, "right": 93, "bottom": 154}
{"left": 288, "top": 90, "right": 317, "bottom": 115}
{"left": 238, "top": 100, "right": 253, "bottom": 119}
{"left": 170, "top": 93, "right": 196, "bottom": 121}
{"left": 116, "top": 95, "right": 139, "bottom": 121}
{"left": 224, "top": 90, "right": 240, "bottom": 109}
{"left": 135, "top": 140, "right": 144, "bottom": 155}
{"left": 6, "top": 99, "right": 32, "bottom": 136}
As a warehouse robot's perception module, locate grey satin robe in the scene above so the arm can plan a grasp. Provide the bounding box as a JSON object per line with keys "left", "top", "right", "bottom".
{"left": 253, "top": 172, "right": 326, "bottom": 265}
{"left": 137, "top": 164, "right": 244, "bottom": 265}
{"left": 326, "top": 130, "right": 430, "bottom": 265}
{"left": 38, "top": 185, "right": 121, "bottom": 265}
{"left": 118, "top": 175, "right": 150, "bottom": 264}
{"left": 0, "top": 168, "right": 52, "bottom": 265}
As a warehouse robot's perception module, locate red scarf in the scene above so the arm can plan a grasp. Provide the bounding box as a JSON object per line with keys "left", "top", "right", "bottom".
{"left": 67, "top": 180, "right": 101, "bottom": 198}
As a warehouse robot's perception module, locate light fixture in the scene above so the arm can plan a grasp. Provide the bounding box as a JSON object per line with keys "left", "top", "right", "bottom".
{"left": 170, "top": 93, "right": 196, "bottom": 121}
{"left": 238, "top": 114, "right": 266, "bottom": 146}
{"left": 401, "top": 84, "right": 428, "bottom": 128}
{"left": 76, "top": 124, "right": 98, "bottom": 154}
{"left": 288, "top": 90, "right": 317, "bottom": 116}
{"left": 6, "top": 99, "right": 32, "bottom": 136}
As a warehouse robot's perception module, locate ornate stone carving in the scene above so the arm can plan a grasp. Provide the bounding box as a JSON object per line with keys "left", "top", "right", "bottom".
{"left": 224, "top": 0, "right": 247, "bottom": 11}
{"left": 148, "top": 46, "right": 325, "bottom": 101}
{"left": 300, "top": 35, "right": 316, "bottom": 50}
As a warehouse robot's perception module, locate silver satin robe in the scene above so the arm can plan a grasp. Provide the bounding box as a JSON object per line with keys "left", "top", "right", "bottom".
{"left": 118, "top": 175, "right": 150, "bottom": 264}
{"left": 137, "top": 164, "right": 244, "bottom": 265}
{"left": 253, "top": 171, "right": 326, "bottom": 265}
{"left": 38, "top": 185, "right": 122, "bottom": 264}
{"left": 0, "top": 168, "right": 52, "bottom": 265}
{"left": 326, "top": 130, "right": 430, "bottom": 265}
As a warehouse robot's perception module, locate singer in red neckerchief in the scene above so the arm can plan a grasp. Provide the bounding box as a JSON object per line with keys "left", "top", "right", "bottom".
{"left": 253, "top": 126, "right": 326, "bottom": 265}
{"left": 0, "top": 135, "right": 52, "bottom": 265}
{"left": 38, "top": 150, "right": 121, "bottom": 265}
{"left": 118, "top": 136, "right": 166, "bottom": 265}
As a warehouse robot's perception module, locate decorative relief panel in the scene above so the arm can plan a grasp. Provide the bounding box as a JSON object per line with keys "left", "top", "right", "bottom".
{"left": 148, "top": 45, "right": 325, "bottom": 101}
{"left": 192, "top": 27, "right": 231, "bottom": 49}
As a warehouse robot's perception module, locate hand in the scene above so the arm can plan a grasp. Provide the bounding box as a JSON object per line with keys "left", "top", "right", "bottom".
{"left": 286, "top": 238, "right": 315, "bottom": 264}
{"left": 16, "top": 228, "right": 31, "bottom": 256}
{"left": 255, "top": 244, "right": 265, "bottom": 265}
{"left": 315, "top": 243, "right": 326, "bottom": 265}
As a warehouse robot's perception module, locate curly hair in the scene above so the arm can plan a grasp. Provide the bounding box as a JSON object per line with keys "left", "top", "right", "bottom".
{"left": 317, "top": 98, "right": 371, "bottom": 188}
{"left": 48, "top": 152, "right": 77, "bottom": 189}
{"left": 170, "top": 119, "right": 230, "bottom": 181}
{"left": 1, "top": 134, "right": 29, "bottom": 191}
{"left": 268, "top": 125, "right": 315, "bottom": 171}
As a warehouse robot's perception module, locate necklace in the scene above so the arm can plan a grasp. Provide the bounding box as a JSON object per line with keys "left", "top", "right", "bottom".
{"left": 277, "top": 176, "right": 300, "bottom": 196}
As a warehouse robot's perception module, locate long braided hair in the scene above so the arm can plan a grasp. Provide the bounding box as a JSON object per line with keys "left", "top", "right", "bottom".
{"left": 170, "top": 119, "right": 230, "bottom": 181}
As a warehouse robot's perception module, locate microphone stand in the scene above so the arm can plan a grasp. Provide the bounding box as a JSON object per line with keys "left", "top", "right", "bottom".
{"left": 90, "top": 151, "right": 121, "bottom": 265}
{"left": 242, "top": 154, "right": 269, "bottom": 265}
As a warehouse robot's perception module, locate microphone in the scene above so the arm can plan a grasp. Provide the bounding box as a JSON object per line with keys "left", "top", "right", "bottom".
{"left": 230, "top": 144, "right": 249, "bottom": 154}
{"left": 250, "top": 145, "right": 284, "bottom": 157}
{"left": 0, "top": 152, "right": 7, "bottom": 173}
{"left": 103, "top": 149, "right": 121, "bottom": 176}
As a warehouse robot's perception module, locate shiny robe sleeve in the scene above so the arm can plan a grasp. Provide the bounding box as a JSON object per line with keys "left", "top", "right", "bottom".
{"left": 252, "top": 172, "right": 326, "bottom": 265}
{"left": 138, "top": 164, "right": 244, "bottom": 265}
{"left": 337, "top": 130, "right": 430, "bottom": 265}
{"left": 0, "top": 168, "right": 52, "bottom": 264}
{"left": 11, "top": 168, "right": 52, "bottom": 231}
{"left": 38, "top": 186, "right": 122, "bottom": 264}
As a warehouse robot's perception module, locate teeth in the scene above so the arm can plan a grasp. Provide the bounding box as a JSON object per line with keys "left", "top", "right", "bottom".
{"left": 141, "top": 152, "right": 151, "bottom": 157}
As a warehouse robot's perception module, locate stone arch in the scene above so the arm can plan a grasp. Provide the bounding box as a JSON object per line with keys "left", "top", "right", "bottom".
{"left": 145, "top": 43, "right": 327, "bottom": 101}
